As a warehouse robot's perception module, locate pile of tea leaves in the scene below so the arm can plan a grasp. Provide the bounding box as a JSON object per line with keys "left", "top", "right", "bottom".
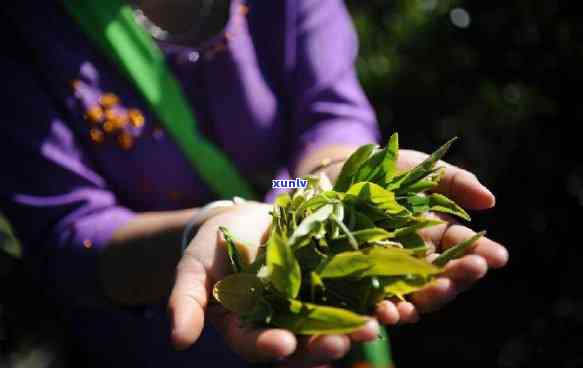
{"left": 213, "top": 133, "right": 484, "bottom": 334}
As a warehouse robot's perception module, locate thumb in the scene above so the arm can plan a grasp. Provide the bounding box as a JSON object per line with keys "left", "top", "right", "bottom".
{"left": 168, "top": 255, "right": 210, "bottom": 351}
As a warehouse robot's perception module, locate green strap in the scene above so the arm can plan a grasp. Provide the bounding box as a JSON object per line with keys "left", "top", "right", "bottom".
{"left": 340, "top": 325, "right": 393, "bottom": 368}
{"left": 63, "top": 0, "right": 256, "bottom": 199}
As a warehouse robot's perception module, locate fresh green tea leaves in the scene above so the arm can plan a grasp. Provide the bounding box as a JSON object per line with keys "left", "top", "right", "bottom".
{"left": 213, "top": 274, "right": 264, "bottom": 313}
{"left": 383, "top": 133, "right": 400, "bottom": 182}
{"left": 240, "top": 297, "right": 274, "bottom": 326}
{"left": 429, "top": 193, "right": 471, "bottom": 221}
{"left": 213, "top": 134, "right": 490, "bottom": 335}
{"left": 381, "top": 275, "right": 428, "bottom": 301}
{"left": 316, "top": 246, "right": 441, "bottom": 279}
{"left": 433, "top": 231, "right": 486, "bottom": 267}
{"left": 344, "top": 228, "right": 395, "bottom": 244}
{"left": 346, "top": 182, "right": 407, "bottom": 215}
{"left": 219, "top": 226, "right": 247, "bottom": 273}
{"left": 388, "top": 137, "right": 457, "bottom": 192}
{"left": 267, "top": 231, "right": 302, "bottom": 298}
{"left": 270, "top": 298, "right": 368, "bottom": 334}
{"left": 289, "top": 204, "right": 335, "bottom": 248}
{"left": 334, "top": 144, "right": 377, "bottom": 192}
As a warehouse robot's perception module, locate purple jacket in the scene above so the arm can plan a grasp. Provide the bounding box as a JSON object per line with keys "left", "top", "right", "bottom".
{"left": 0, "top": 1, "right": 379, "bottom": 366}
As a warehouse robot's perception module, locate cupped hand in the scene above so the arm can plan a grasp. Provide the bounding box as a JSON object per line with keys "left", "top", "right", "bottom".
{"left": 168, "top": 202, "right": 380, "bottom": 365}
{"left": 168, "top": 149, "right": 509, "bottom": 365}
{"left": 375, "top": 149, "right": 509, "bottom": 325}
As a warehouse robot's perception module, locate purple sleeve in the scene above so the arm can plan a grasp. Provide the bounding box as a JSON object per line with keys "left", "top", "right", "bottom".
{"left": 0, "top": 59, "right": 136, "bottom": 307}
{"left": 289, "top": 0, "right": 381, "bottom": 162}
{"left": 265, "top": 0, "right": 381, "bottom": 202}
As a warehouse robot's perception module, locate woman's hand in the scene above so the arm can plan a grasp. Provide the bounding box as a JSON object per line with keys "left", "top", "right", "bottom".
{"left": 168, "top": 149, "right": 508, "bottom": 365}
{"left": 374, "top": 149, "right": 509, "bottom": 325}
{"left": 168, "top": 202, "right": 380, "bottom": 364}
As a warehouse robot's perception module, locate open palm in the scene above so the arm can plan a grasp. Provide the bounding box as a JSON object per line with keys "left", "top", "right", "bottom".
{"left": 168, "top": 150, "right": 508, "bottom": 366}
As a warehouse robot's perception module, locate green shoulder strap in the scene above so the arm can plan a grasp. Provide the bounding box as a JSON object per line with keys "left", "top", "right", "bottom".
{"left": 63, "top": 0, "right": 256, "bottom": 200}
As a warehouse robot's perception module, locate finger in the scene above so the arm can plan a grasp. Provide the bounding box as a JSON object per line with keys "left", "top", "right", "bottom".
{"left": 396, "top": 301, "right": 420, "bottom": 324}
{"left": 168, "top": 254, "right": 210, "bottom": 351}
{"left": 279, "top": 335, "right": 351, "bottom": 368}
{"left": 210, "top": 310, "right": 297, "bottom": 362}
{"left": 441, "top": 224, "right": 509, "bottom": 269}
{"left": 397, "top": 150, "right": 495, "bottom": 210}
{"left": 409, "top": 256, "right": 488, "bottom": 314}
{"left": 409, "top": 278, "right": 456, "bottom": 314}
{"left": 434, "top": 164, "right": 495, "bottom": 210}
{"left": 349, "top": 319, "right": 380, "bottom": 342}
{"left": 375, "top": 301, "right": 400, "bottom": 325}
{"left": 441, "top": 255, "right": 488, "bottom": 291}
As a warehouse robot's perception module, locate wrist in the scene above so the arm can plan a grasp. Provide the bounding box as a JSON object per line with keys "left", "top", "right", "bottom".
{"left": 294, "top": 144, "right": 358, "bottom": 181}
{"left": 181, "top": 197, "right": 246, "bottom": 253}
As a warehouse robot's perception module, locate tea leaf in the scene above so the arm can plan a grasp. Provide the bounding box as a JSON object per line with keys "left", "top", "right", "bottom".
{"left": 339, "top": 228, "right": 394, "bottom": 244}
{"left": 275, "top": 192, "right": 292, "bottom": 209}
{"left": 273, "top": 193, "right": 292, "bottom": 235}
{"left": 354, "top": 148, "right": 386, "bottom": 183}
{"left": 351, "top": 209, "right": 377, "bottom": 230}
{"left": 346, "top": 182, "right": 408, "bottom": 215}
{"left": 433, "top": 231, "right": 486, "bottom": 267}
{"left": 383, "top": 133, "right": 400, "bottom": 182}
{"left": 334, "top": 144, "right": 377, "bottom": 192}
{"left": 219, "top": 226, "right": 247, "bottom": 273}
{"left": 345, "top": 196, "right": 392, "bottom": 223}
{"left": 388, "top": 137, "right": 457, "bottom": 191}
{"left": 294, "top": 243, "right": 327, "bottom": 272}
{"left": 296, "top": 192, "right": 340, "bottom": 217}
{"left": 310, "top": 272, "right": 325, "bottom": 301}
{"left": 393, "top": 218, "right": 444, "bottom": 237}
{"left": 429, "top": 193, "right": 471, "bottom": 221}
{"left": 395, "top": 232, "right": 426, "bottom": 250}
{"left": 270, "top": 299, "right": 368, "bottom": 334}
{"left": 240, "top": 298, "right": 274, "bottom": 326}
{"left": 289, "top": 204, "right": 335, "bottom": 248}
{"left": 246, "top": 251, "right": 266, "bottom": 274}
{"left": 401, "top": 194, "right": 430, "bottom": 214}
{"left": 317, "top": 246, "right": 441, "bottom": 279}
{"left": 381, "top": 275, "right": 428, "bottom": 301}
{"left": 267, "top": 231, "right": 302, "bottom": 298}
{"left": 401, "top": 168, "right": 444, "bottom": 194}
{"left": 291, "top": 191, "right": 306, "bottom": 211}
{"left": 213, "top": 274, "right": 264, "bottom": 313}
{"left": 331, "top": 215, "right": 358, "bottom": 249}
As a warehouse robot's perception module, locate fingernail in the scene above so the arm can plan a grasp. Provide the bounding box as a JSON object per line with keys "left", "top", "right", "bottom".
{"left": 434, "top": 277, "right": 451, "bottom": 290}
{"left": 367, "top": 318, "right": 380, "bottom": 334}
{"left": 482, "top": 185, "right": 495, "bottom": 199}
{"left": 357, "top": 319, "right": 380, "bottom": 342}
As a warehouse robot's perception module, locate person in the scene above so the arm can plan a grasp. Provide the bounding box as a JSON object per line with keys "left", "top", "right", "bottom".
{"left": 0, "top": 0, "right": 508, "bottom": 367}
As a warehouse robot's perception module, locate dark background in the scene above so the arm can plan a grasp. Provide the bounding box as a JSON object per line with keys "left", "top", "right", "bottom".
{"left": 1, "top": 0, "right": 577, "bottom": 367}
{"left": 347, "top": 0, "right": 578, "bottom": 367}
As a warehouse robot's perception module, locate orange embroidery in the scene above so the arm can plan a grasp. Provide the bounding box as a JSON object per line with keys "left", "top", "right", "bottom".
{"left": 85, "top": 105, "right": 104, "bottom": 124}
{"left": 99, "top": 93, "right": 120, "bottom": 108}
{"left": 117, "top": 132, "right": 134, "bottom": 150}
{"left": 89, "top": 128, "right": 104, "bottom": 144}
{"left": 78, "top": 88, "right": 147, "bottom": 149}
{"left": 128, "top": 109, "right": 145, "bottom": 128}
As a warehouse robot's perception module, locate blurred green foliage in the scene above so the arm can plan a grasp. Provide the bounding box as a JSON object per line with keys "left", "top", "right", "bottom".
{"left": 346, "top": 1, "right": 575, "bottom": 366}
{"left": 347, "top": 0, "right": 559, "bottom": 180}
{"left": 0, "top": 213, "right": 20, "bottom": 260}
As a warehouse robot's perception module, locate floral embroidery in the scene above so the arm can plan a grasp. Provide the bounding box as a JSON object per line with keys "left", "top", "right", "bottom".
{"left": 71, "top": 81, "right": 146, "bottom": 150}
